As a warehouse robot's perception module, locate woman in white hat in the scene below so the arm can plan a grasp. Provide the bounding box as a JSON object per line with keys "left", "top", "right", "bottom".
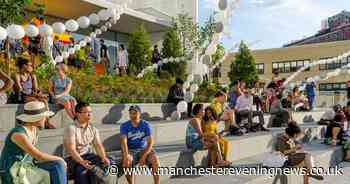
{"left": 0, "top": 101, "right": 67, "bottom": 184}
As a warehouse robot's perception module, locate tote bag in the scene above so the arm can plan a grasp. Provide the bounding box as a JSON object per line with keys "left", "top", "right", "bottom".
{"left": 10, "top": 155, "right": 51, "bottom": 184}
{"left": 9, "top": 132, "right": 51, "bottom": 184}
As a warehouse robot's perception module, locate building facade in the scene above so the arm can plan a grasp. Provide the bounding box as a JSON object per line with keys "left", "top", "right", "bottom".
{"left": 221, "top": 40, "right": 350, "bottom": 92}
{"left": 32, "top": 0, "right": 197, "bottom": 71}
{"left": 285, "top": 10, "right": 350, "bottom": 47}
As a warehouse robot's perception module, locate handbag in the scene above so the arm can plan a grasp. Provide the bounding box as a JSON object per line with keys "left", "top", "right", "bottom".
{"left": 9, "top": 131, "right": 51, "bottom": 184}
{"left": 10, "top": 155, "right": 51, "bottom": 184}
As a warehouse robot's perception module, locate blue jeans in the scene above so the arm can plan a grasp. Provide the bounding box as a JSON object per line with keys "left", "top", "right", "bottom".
{"left": 37, "top": 160, "right": 67, "bottom": 184}
{"left": 66, "top": 153, "right": 104, "bottom": 184}
{"left": 307, "top": 96, "right": 315, "bottom": 110}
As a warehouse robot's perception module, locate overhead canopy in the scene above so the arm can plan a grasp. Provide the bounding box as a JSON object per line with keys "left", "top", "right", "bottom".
{"left": 30, "top": 0, "right": 171, "bottom": 34}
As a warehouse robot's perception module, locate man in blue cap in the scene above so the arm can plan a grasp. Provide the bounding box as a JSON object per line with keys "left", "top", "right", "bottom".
{"left": 120, "top": 105, "right": 160, "bottom": 184}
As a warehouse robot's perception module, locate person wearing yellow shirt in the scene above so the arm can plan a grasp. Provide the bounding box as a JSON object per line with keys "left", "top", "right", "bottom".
{"left": 210, "top": 91, "right": 241, "bottom": 135}
{"left": 202, "top": 107, "right": 231, "bottom": 167}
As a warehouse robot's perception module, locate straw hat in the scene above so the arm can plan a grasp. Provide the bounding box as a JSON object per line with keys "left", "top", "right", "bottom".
{"left": 16, "top": 101, "right": 54, "bottom": 123}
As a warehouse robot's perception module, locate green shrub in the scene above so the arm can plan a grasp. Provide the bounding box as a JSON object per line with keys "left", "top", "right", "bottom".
{"left": 128, "top": 25, "right": 152, "bottom": 75}
{"left": 161, "top": 61, "right": 187, "bottom": 79}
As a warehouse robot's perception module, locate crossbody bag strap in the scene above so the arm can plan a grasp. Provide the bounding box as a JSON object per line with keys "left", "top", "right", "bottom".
{"left": 20, "top": 128, "right": 39, "bottom": 162}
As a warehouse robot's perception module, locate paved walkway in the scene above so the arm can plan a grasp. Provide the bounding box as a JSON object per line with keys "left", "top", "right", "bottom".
{"left": 163, "top": 162, "right": 350, "bottom": 184}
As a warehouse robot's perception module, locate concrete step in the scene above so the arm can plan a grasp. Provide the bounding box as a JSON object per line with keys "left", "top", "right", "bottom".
{"left": 0, "top": 120, "right": 190, "bottom": 155}
{"left": 0, "top": 104, "right": 329, "bottom": 131}
{"left": 162, "top": 141, "right": 344, "bottom": 184}
{"left": 115, "top": 125, "right": 327, "bottom": 184}
{"left": 0, "top": 121, "right": 326, "bottom": 158}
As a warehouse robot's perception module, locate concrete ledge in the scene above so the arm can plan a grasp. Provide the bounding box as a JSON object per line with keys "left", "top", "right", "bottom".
{"left": 0, "top": 104, "right": 329, "bottom": 131}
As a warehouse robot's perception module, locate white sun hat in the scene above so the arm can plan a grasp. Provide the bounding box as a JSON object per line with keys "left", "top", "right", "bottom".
{"left": 16, "top": 101, "right": 55, "bottom": 123}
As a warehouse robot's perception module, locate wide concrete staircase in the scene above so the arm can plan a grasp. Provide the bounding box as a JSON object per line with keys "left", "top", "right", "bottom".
{"left": 0, "top": 104, "right": 343, "bottom": 184}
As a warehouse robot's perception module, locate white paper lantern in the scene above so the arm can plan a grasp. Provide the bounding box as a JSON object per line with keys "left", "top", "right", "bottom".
{"left": 218, "top": 0, "right": 228, "bottom": 10}
{"left": 171, "top": 111, "right": 181, "bottom": 121}
{"left": 183, "top": 81, "right": 190, "bottom": 89}
{"left": 184, "top": 92, "right": 194, "bottom": 103}
{"left": 205, "top": 43, "right": 216, "bottom": 56}
{"left": 89, "top": 13, "right": 100, "bottom": 25}
{"left": 55, "top": 55, "right": 63, "bottom": 63}
{"left": 77, "top": 16, "right": 90, "bottom": 29}
{"left": 98, "top": 9, "right": 110, "bottom": 21}
{"left": 80, "top": 40, "right": 87, "bottom": 47}
{"left": 62, "top": 51, "right": 69, "bottom": 59}
{"left": 52, "top": 22, "right": 66, "bottom": 34}
{"left": 90, "top": 32, "right": 96, "bottom": 38}
{"left": 24, "top": 24, "right": 39, "bottom": 37}
{"left": 190, "top": 83, "right": 199, "bottom": 93}
{"left": 95, "top": 29, "right": 102, "bottom": 35}
{"left": 74, "top": 44, "right": 81, "bottom": 51}
{"left": 137, "top": 73, "right": 143, "bottom": 78}
{"left": 312, "top": 76, "right": 319, "bottom": 82}
{"left": 101, "top": 25, "right": 107, "bottom": 32}
{"left": 0, "top": 26, "right": 7, "bottom": 40}
{"left": 65, "top": 19, "right": 79, "bottom": 32}
{"left": 187, "top": 74, "right": 194, "bottom": 82}
{"left": 68, "top": 48, "right": 75, "bottom": 55}
{"left": 215, "top": 22, "right": 224, "bottom": 33}
{"left": 107, "top": 8, "right": 117, "bottom": 19}
{"left": 6, "top": 25, "right": 25, "bottom": 39}
{"left": 106, "top": 22, "right": 112, "bottom": 28}
{"left": 39, "top": 24, "right": 53, "bottom": 37}
{"left": 84, "top": 36, "right": 92, "bottom": 43}
{"left": 202, "top": 55, "right": 211, "bottom": 65}
{"left": 177, "top": 101, "right": 188, "bottom": 113}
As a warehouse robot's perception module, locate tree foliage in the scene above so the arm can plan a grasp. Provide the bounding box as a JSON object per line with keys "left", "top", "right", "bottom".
{"left": 128, "top": 25, "right": 152, "bottom": 75}
{"left": 228, "top": 41, "right": 258, "bottom": 86}
{"left": 0, "top": 0, "right": 32, "bottom": 25}
{"left": 212, "top": 43, "right": 225, "bottom": 65}
{"left": 161, "top": 28, "right": 182, "bottom": 58}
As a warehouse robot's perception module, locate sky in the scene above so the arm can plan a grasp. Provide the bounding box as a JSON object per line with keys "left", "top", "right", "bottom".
{"left": 198, "top": 0, "right": 350, "bottom": 50}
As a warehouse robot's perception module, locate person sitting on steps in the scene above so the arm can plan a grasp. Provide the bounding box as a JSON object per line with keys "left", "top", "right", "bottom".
{"left": 275, "top": 121, "right": 324, "bottom": 184}
{"left": 120, "top": 105, "right": 160, "bottom": 184}
{"left": 202, "top": 107, "right": 231, "bottom": 167}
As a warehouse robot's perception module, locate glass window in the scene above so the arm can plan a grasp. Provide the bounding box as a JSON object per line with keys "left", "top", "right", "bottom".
{"left": 334, "top": 60, "right": 341, "bottom": 68}
{"left": 273, "top": 63, "right": 278, "bottom": 69}
{"left": 319, "top": 84, "right": 325, "bottom": 90}
{"left": 291, "top": 61, "right": 297, "bottom": 72}
{"left": 319, "top": 64, "right": 326, "bottom": 70}
{"left": 333, "top": 83, "right": 340, "bottom": 89}
{"left": 304, "top": 60, "right": 310, "bottom": 71}
{"left": 285, "top": 62, "right": 291, "bottom": 73}
{"left": 297, "top": 61, "right": 304, "bottom": 66}
{"left": 326, "top": 84, "right": 332, "bottom": 90}
{"left": 278, "top": 63, "right": 284, "bottom": 73}
{"left": 341, "top": 83, "right": 347, "bottom": 89}
{"left": 341, "top": 58, "right": 348, "bottom": 66}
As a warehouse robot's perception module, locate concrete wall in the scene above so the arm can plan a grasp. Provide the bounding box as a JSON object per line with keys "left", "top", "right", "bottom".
{"left": 0, "top": 103, "right": 179, "bottom": 131}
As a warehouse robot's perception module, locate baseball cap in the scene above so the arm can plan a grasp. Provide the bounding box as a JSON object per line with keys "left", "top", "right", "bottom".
{"left": 129, "top": 105, "right": 141, "bottom": 113}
